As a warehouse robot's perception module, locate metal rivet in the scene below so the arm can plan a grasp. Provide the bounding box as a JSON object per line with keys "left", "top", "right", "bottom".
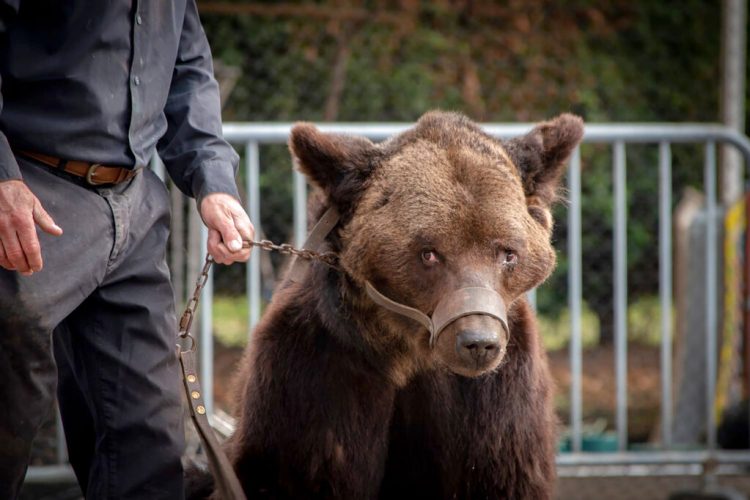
{"left": 136, "top": 14, "right": 142, "bottom": 25}
{"left": 196, "top": 405, "right": 206, "bottom": 415}
{"left": 191, "top": 391, "right": 200, "bottom": 399}
{"left": 187, "top": 374, "right": 196, "bottom": 383}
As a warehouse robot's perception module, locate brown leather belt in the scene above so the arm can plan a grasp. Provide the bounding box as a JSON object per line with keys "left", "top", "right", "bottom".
{"left": 16, "top": 150, "right": 141, "bottom": 186}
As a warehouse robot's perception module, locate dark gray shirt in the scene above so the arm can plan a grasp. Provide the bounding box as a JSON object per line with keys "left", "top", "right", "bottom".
{"left": 0, "top": 0, "right": 240, "bottom": 202}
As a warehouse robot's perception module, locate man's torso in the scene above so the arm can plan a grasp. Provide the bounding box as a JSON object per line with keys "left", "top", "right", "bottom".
{"left": 0, "top": 0, "right": 188, "bottom": 167}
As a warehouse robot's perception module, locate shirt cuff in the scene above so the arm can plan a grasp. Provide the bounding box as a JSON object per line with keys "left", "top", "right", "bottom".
{"left": 191, "top": 160, "right": 242, "bottom": 208}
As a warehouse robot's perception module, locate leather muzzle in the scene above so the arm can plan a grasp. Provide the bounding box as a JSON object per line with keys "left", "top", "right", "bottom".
{"left": 283, "top": 206, "right": 509, "bottom": 347}
{"left": 365, "top": 281, "right": 509, "bottom": 347}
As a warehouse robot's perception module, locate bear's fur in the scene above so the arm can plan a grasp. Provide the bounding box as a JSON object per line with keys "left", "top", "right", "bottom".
{"left": 196, "top": 111, "right": 583, "bottom": 499}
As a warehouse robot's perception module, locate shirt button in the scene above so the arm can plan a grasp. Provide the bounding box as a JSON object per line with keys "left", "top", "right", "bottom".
{"left": 134, "top": 76, "right": 141, "bottom": 86}
{"left": 136, "top": 14, "right": 143, "bottom": 25}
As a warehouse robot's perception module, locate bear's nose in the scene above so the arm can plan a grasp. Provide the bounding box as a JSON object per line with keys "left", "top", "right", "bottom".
{"left": 455, "top": 329, "right": 501, "bottom": 366}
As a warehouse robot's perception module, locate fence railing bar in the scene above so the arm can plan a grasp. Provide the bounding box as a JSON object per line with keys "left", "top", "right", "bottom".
{"left": 25, "top": 465, "right": 76, "bottom": 483}
{"left": 150, "top": 153, "right": 165, "bottom": 181}
{"left": 293, "top": 170, "right": 308, "bottom": 247}
{"left": 568, "top": 147, "right": 583, "bottom": 453}
{"left": 55, "top": 407, "right": 67, "bottom": 464}
{"left": 614, "top": 141, "right": 628, "bottom": 451}
{"left": 223, "top": 123, "right": 750, "bottom": 153}
{"left": 705, "top": 141, "right": 718, "bottom": 451}
{"left": 659, "top": 141, "right": 673, "bottom": 449}
{"left": 526, "top": 288, "right": 537, "bottom": 312}
{"left": 247, "top": 142, "right": 261, "bottom": 334}
{"left": 199, "top": 225, "right": 214, "bottom": 415}
{"left": 557, "top": 450, "right": 750, "bottom": 467}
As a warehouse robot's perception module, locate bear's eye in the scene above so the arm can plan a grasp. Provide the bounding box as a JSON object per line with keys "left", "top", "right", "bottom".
{"left": 501, "top": 249, "right": 518, "bottom": 267}
{"left": 492, "top": 240, "right": 518, "bottom": 268}
{"left": 421, "top": 249, "right": 440, "bottom": 266}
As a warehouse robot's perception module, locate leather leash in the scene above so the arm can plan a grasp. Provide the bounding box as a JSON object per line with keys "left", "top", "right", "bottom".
{"left": 176, "top": 216, "right": 341, "bottom": 500}
{"left": 178, "top": 257, "right": 246, "bottom": 500}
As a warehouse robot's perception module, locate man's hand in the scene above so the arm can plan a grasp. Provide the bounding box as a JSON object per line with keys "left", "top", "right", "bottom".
{"left": 0, "top": 180, "right": 63, "bottom": 275}
{"left": 199, "top": 193, "right": 254, "bottom": 265}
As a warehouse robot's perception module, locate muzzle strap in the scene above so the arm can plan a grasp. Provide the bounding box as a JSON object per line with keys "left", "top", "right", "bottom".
{"left": 365, "top": 281, "right": 509, "bottom": 347}
{"left": 431, "top": 287, "right": 509, "bottom": 347}
{"left": 365, "top": 281, "right": 433, "bottom": 332}
{"left": 286, "top": 206, "right": 341, "bottom": 283}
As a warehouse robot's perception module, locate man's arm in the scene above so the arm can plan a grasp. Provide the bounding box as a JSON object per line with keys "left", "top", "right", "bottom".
{"left": 157, "top": 0, "right": 253, "bottom": 265}
{"left": 0, "top": 1, "right": 63, "bottom": 275}
{"left": 0, "top": 0, "right": 21, "bottom": 183}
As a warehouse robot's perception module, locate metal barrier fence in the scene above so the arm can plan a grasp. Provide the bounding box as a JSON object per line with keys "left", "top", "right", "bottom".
{"left": 25, "top": 123, "right": 750, "bottom": 484}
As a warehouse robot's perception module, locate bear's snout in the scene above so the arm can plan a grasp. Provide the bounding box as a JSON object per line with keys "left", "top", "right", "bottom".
{"left": 455, "top": 328, "right": 503, "bottom": 367}
{"left": 436, "top": 314, "right": 507, "bottom": 377}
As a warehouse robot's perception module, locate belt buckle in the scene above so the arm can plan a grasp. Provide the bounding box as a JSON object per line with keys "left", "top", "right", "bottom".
{"left": 85, "top": 163, "right": 103, "bottom": 185}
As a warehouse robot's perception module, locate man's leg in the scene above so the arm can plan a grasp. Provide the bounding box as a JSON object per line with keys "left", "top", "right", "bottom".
{"left": 0, "top": 160, "right": 114, "bottom": 499}
{"left": 53, "top": 319, "right": 97, "bottom": 493}
{"left": 54, "top": 169, "right": 185, "bottom": 499}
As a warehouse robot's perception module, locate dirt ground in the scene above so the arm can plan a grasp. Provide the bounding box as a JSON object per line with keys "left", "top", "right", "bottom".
{"left": 213, "top": 340, "right": 663, "bottom": 443}
{"left": 548, "top": 341, "right": 662, "bottom": 442}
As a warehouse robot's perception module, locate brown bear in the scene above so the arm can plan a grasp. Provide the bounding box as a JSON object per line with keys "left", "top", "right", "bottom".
{"left": 191, "top": 111, "right": 584, "bottom": 499}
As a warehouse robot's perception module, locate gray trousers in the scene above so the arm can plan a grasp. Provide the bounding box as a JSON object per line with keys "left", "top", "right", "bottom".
{"left": 0, "top": 157, "right": 185, "bottom": 499}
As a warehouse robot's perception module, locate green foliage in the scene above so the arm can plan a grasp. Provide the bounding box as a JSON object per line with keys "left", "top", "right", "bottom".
{"left": 538, "top": 301, "right": 601, "bottom": 351}
{"left": 201, "top": 1, "right": 730, "bottom": 342}
{"left": 211, "top": 293, "right": 666, "bottom": 350}
{"left": 213, "top": 295, "right": 250, "bottom": 347}
{"left": 626, "top": 295, "right": 669, "bottom": 346}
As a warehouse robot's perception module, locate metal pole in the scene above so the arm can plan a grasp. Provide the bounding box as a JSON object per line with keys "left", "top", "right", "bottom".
{"left": 150, "top": 153, "right": 165, "bottom": 181}
{"left": 526, "top": 288, "right": 537, "bottom": 312}
{"left": 246, "top": 142, "right": 261, "bottom": 334}
{"left": 199, "top": 225, "right": 214, "bottom": 415}
{"left": 55, "top": 407, "right": 67, "bottom": 464}
{"left": 614, "top": 141, "right": 628, "bottom": 451}
{"left": 705, "top": 142, "right": 718, "bottom": 450}
{"left": 659, "top": 141, "right": 673, "bottom": 448}
{"left": 568, "top": 147, "right": 583, "bottom": 453}
{"left": 720, "top": 0, "right": 747, "bottom": 204}
{"left": 293, "top": 170, "right": 308, "bottom": 247}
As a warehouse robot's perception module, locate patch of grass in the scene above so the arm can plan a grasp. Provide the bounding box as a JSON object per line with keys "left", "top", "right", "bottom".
{"left": 213, "top": 294, "right": 666, "bottom": 350}
{"left": 538, "top": 302, "right": 601, "bottom": 351}
{"left": 538, "top": 295, "right": 666, "bottom": 351}
{"left": 213, "top": 295, "right": 250, "bottom": 347}
{"left": 627, "top": 295, "right": 667, "bottom": 346}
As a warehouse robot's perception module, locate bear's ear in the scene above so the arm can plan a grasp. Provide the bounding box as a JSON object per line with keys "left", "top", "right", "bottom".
{"left": 289, "top": 123, "right": 379, "bottom": 208}
{"left": 504, "top": 113, "right": 584, "bottom": 207}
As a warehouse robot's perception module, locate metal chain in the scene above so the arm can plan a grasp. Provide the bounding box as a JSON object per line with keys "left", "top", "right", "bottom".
{"left": 178, "top": 239, "right": 339, "bottom": 343}
{"left": 247, "top": 239, "right": 340, "bottom": 269}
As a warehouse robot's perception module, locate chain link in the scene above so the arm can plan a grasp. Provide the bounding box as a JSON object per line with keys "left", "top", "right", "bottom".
{"left": 248, "top": 239, "right": 340, "bottom": 269}
{"left": 178, "top": 239, "right": 339, "bottom": 342}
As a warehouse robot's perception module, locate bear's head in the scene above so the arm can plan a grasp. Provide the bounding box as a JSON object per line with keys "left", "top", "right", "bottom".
{"left": 290, "top": 111, "right": 583, "bottom": 378}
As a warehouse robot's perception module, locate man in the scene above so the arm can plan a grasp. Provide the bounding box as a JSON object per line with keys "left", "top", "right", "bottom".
{"left": 0, "top": 1, "right": 254, "bottom": 498}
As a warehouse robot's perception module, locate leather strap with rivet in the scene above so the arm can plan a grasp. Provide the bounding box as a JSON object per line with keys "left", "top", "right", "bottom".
{"left": 178, "top": 257, "right": 247, "bottom": 500}
{"left": 178, "top": 348, "right": 247, "bottom": 500}
{"left": 176, "top": 232, "right": 342, "bottom": 500}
